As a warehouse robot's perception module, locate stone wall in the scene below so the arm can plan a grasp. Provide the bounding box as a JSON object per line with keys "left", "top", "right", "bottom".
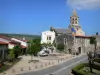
{"left": 74, "top": 37, "right": 92, "bottom": 54}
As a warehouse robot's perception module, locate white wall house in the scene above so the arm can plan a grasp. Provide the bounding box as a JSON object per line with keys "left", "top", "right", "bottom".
{"left": 41, "top": 31, "right": 55, "bottom": 44}
{"left": 11, "top": 38, "right": 28, "bottom": 48}
{"left": 8, "top": 44, "right": 15, "bottom": 49}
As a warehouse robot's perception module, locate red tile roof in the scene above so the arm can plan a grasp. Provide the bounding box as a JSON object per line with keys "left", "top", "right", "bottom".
{"left": 0, "top": 41, "right": 8, "bottom": 44}
{"left": 21, "top": 45, "right": 27, "bottom": 48}
{"left": 10, "top": 40, "right": 20, "bottom": 44}
{"left": 0, "top": 35, "right": 20, "bottom": 45}
{"left": 0, "top": 35, "right": 11, "bottom": 41}
{"left": 72, "top": 34, "right": 91, "bottom": 38}
{"left": 0, "top": 35, "right": 27, "bottom": 48}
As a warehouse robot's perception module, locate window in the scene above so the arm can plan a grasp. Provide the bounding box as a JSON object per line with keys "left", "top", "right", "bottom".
{"left": 49, "top": 36, "right": 51, "bottom": 40}
{"left": 47, "top": 36, "right": 51, "bottom": 40}
{"left": 64, "top": 38, "right": 67, "bottom": 45}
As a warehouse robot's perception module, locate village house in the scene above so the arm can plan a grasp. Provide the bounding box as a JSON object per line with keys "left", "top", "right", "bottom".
{"left": 0, "top": 36, "right": 20, "bottom": 61}
{"left": 41, "top": 31, "right": 55, "bottom": 44}
{"left": 11, "top": 37, "right": 28, "bottom": 54}
{"left": 0, "top": 35, "right": 29, "bottom": 61}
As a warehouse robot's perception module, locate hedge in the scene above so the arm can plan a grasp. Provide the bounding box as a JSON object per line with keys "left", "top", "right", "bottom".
{"left": 92, "top": 63, "right": 100, "bottom": 70}
{"left": 72, "top": 63, "right": 100, "bottom": 75}
{"left": 72, "top": 63, "right": 89, "bottom": 75}
{"left": 94, "top": 58, "right": 100, "bottom": 63}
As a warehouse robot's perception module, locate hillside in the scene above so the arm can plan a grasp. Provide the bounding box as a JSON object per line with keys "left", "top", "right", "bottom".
{"left": 0, "top": 33, "right": 41, "bottom": 41}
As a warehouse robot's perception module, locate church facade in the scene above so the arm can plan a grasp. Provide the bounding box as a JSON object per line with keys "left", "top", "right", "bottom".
{"left": 50, "top": 10, "right": 92, "bottom": 55}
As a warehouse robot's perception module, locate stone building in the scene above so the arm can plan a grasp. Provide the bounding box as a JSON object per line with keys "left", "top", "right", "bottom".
{"left": 50, "top": 10, "right": 92, "bottom": 55}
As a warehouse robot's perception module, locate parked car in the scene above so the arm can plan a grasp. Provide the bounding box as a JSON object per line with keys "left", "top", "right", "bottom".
{"left": 39, "top": 53, "right": 48, "bottom": 57}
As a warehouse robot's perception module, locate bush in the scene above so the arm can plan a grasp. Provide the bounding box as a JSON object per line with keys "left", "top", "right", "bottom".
{"left": 92, "top": 63, "right": 100, "bottom": 71}
{"left": 72, "top": 63, "right": 100, "bottom": 75}
{"left": 7, "top": 49, "right": 15, "bottom": 62}
{"left": 94, "top": 58, "right": 100, "bottom": 63}
{"left": 57, "top": 43, "right": 64, "bottom": 52}
{"left": 72, "top": 63, "right": 89, "bottom": 75}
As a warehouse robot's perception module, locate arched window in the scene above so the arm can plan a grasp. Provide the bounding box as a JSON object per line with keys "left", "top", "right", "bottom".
{"left": 64, "top": 38, "right": 67, "bottom": 45}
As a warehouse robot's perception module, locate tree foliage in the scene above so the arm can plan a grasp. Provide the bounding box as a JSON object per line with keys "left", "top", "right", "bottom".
{"left": 90, "top": 37, "right": 96, "bottom": 45}
{"left": 13, "top": 45, "right": 21, "bottom": 58}
{"left": 53, "top": 40, "right": 56, "bottom": 47}
{"left": 57, "top": 43, "right": 64, "bottom": 52}
{"left": 28, "top": 38, "right": 41, "bottom": 56}
{"left": 41, "top": 43, "right": 47, "bottom": 48}
{"left": 8, "top": 49, "right": 15, "bottom": 61}
{"left": 90, "top": 36, "right": 97, "bottom": 57}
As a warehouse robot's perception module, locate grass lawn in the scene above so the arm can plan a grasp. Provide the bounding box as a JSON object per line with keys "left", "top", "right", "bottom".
{"left": 0, "top": 58, "right": 21, "bottom": 73}
{"left": 0, "top": 65, "right": 9, "bottom": 73}
{"left": 80, "top": 67, "right": 100, "bottom": 75}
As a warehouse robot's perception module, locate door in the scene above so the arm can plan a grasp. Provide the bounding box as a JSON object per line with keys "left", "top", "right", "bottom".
{"left": 78, "top": 47, "right": 81, "bottom": 54}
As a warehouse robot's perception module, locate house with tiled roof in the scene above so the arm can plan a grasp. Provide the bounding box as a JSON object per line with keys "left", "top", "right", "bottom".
{"left": 0, "top": 35, "right": 21, "bottom": 61}
{"left": 11, "top": 38, "right": 28, "bottom": 48}
{"left": 11, "top": 38, "right": 28, "bottom": 54}
{"left": 0, "top": 35, "right": 21, "bottom": 49}
{"left": 0, "top": 35, "right": 29, "bottom": 61}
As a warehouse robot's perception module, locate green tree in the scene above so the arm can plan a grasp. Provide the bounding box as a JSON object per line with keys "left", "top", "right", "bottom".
{"left": 90, "top": 37, "right": 97, "bottom": 56}
{"left": 41, "top": 43, "right": 47, "bottom": 48}
{"left": 53, "top": 40, "right": 56, "bottom": 47}
{"left": 47, "top": 43, "right": 52, "bottom": 47}
{"left": 57, "top": 43, "right": 64, "bottom": 52}
{"left": 13, "top": 45, "right": 21, "bottom": 59}
{"left": 28, "top": 38, "right": 41, "bottom": 60}
{"left": 8, "top": 49, "right": 15, "bottom": 62}
{"left": 32, "top": 38, "right": 41, "bottom": 55}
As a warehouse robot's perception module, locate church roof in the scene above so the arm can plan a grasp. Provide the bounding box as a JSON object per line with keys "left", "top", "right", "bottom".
{"left": 52, "top": 28, "right": 72, "bottom": 34}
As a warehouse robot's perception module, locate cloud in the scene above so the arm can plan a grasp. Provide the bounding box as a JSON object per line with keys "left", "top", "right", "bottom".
{"left": 67, "top": 0, "right": 100, "bottom": 10}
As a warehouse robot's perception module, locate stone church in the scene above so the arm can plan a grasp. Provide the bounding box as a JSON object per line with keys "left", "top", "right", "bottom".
{"left": 50, "top": 10, "right": 92, "bottom": 55}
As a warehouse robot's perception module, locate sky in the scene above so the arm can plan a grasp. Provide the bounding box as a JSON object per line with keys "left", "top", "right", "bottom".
{"left": 0, "top": 0, "right": 100, "bottom": 35}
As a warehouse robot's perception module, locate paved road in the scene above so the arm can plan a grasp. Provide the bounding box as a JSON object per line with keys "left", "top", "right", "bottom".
{"left": 21, "top": 55, "right": 88, "bottom": 75}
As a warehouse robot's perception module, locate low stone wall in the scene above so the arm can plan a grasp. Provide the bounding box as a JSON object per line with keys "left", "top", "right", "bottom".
{"left": 1, "top": 55, "right": 73, "bottom": 75}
